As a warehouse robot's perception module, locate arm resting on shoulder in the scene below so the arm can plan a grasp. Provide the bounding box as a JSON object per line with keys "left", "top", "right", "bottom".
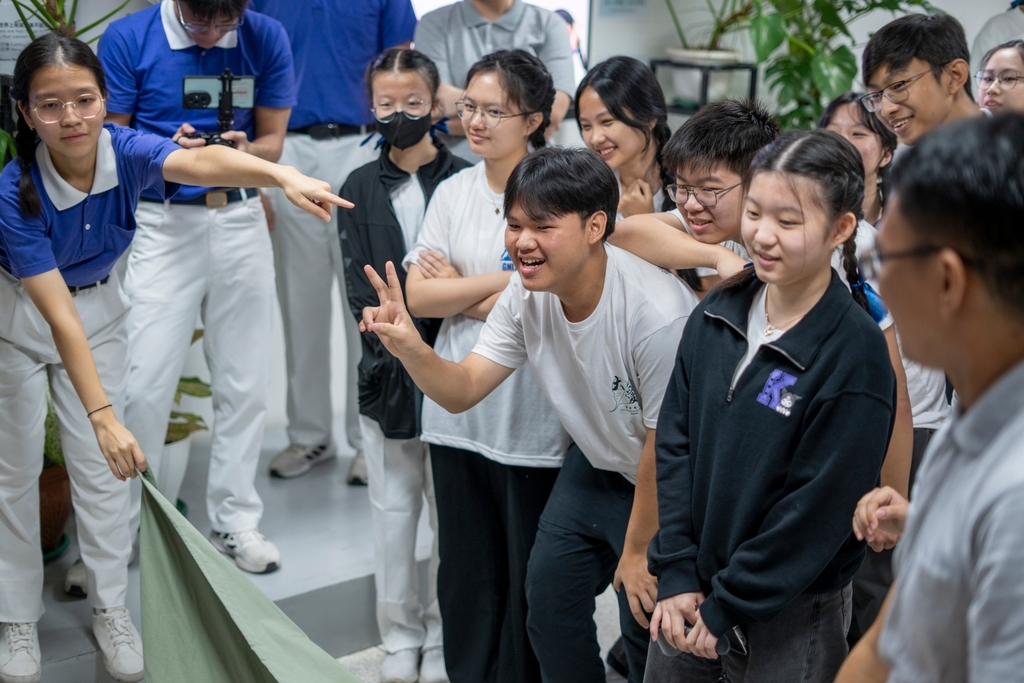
{"left": 609, "top": 212, "right": 746, "bottom": 276}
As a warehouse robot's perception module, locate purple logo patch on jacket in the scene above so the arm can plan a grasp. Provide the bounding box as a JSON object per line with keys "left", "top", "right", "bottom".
{"left": 757, "top": 370, "right": 798, "bottom": 411}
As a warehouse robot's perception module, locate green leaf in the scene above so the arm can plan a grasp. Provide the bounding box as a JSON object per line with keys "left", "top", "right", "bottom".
{"left": 73, "top": 0, "right": 132, "bottom": 38}
{"left": 191, "top": 329, "right": 204, "bottom": 344}
{"left": 0, "top": 131, "right": 15, "bottom": 166}
{"left": 166, "top": 411, "right": 208, "bottom": 444}
{"left": 176, "top": 376, "right": 212, "bottom": 400}
{"left": 810, "top": 44, "right": 858, "bottom": 101}
{"left": 749, "top": 11, "right": 787, "bottom": 62}
{"left": 813, "top": 0, "right": 851, "bottom": 37}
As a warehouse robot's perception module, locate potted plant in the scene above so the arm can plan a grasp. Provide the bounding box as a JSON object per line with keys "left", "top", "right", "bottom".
{"left": 40, "top": 391, "right": 72, "bottom": 561}
{"left": 664, "top": 0, "right": 754, "bottom": 107}
{"left": 160, "top": 330, "right": 211, "bottom": 516}
{"left": 743, "top": 0, "right": 935, "bottom": 129}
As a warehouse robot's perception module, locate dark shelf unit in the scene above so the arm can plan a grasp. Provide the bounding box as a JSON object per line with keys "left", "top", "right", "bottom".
{"left": 650, "top": 59, "right": 758, "bottom": 115}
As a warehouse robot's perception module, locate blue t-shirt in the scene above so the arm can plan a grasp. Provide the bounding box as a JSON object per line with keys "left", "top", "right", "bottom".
{"left": 249, "top": 0, "right": 416, "bottom": 129}
{"left": 0, "top": 124, "right": 180, "bottom": 286}
{"left": 98, "top": 2, "right": 296, "bottom": 200}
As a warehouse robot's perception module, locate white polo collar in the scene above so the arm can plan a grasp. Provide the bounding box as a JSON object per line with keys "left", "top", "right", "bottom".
{"left": 36, "top": 127, "right": 120, "bottom": 211}
{"left": 160, "top": 0, "right": 238, "bottom": 51}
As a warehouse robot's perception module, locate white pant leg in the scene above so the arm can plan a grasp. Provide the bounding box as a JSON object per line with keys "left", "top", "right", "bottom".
{"left": 0, "top": 272, "right": 48, "bottom": 622}
{"left": 49, "top": 279, "right": 133, "bottom": 610}
{"left": 124, "top": 201, "right": 210, "bottom": 536}
{"left": 202, "top": 196, "right": 273, "bottom": 532}
{"left": 361, "top": 415, "right": 442, "bottom": 653}
{"left": 269, "top": 134, "right": 377, "bottom": 451}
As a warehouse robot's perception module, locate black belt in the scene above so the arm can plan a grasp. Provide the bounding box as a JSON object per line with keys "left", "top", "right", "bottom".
{"left": 69, "top": 275, "right": 109, "bottom": 296}
{"left": 139, "top": 187, "right": 258, "bottom": 208}
{"left": 288, "top": 123, "right": 375, "bottom": 140}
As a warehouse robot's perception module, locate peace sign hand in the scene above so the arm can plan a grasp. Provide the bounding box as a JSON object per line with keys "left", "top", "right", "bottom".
{"left": 360, "top": 262, "right": 426, "bottom": 359}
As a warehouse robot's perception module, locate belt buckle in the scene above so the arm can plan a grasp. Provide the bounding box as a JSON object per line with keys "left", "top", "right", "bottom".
{"left": 206, "top": 191, "right": 228, "bottom": 208}
{"left": 309, "top": 124, "right": 336, "bottom": 140}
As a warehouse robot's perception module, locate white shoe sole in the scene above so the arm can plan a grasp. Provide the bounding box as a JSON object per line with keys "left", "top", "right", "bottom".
{"left": 0, "top": 669, "right": 41, "bottom": 683}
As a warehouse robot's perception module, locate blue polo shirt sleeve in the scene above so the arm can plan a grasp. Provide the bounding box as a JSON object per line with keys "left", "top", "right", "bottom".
{"left": 380, "top": 0, "right": 417, "bottom": 51}
{"left": 97, "top": 20, "right": 141, "bottom": 116}
{"left": 252, "top": 14, "right": 297, "bottom": 109}
{"left": 0, "top": 171, "right": 57, "bottom": 279}
{"left": 109, "top": 125, "right": 182, "bottom": 200}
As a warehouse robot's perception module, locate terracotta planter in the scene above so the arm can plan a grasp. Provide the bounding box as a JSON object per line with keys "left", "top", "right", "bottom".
{"left": 39, "top": 465, "right": 72, "bottom": 554}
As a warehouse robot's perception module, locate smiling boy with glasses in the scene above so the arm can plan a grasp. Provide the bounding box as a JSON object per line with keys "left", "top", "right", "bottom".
{"left": 861, "top": 14, "right": 982, "bottom": 147}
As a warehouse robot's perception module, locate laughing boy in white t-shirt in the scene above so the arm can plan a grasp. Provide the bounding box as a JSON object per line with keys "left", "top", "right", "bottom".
{"left": 359, "top": 147, "right": 699, "bottom": 683}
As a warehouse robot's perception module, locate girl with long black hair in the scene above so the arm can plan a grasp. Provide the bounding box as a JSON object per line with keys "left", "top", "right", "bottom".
{"left": 0, "top": 33, "right": 348, "bottom": 683}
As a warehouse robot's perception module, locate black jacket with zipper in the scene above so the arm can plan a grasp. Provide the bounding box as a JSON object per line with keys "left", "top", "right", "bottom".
{"left": 648, "top": 271, "right": 896, "bottom": 637}
{"left": 338, "top": 140, "right": 471, "bottom": 440}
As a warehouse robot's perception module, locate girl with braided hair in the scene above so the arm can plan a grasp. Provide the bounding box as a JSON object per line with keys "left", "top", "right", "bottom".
{"left": 646, "top": 129, "right": 896, "bottom": 683}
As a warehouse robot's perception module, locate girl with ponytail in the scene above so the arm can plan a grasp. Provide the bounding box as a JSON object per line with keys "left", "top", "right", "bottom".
{"left": 400, "top": 48, "right": 568, "bottom": 683}
{"left": 0, "top": 33, "right": 349, "bottom": 683}
{"left": 575, "top": 57, "right": 673, "bottom": 219}
{"left": 646, "top": 129, "right": 897, "bottom": 683}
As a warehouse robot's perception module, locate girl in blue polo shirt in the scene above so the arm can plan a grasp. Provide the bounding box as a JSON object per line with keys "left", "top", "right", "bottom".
{"left": 0, "top": 34, "right": 348, "bottom": 683}
{"left": 647, "top": 130, "right": 896, "bottom": 683}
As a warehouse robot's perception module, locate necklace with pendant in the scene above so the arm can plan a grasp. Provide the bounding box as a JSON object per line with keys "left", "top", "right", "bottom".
{"left": 764, "top": 285, "right": 803, "bottom": 336}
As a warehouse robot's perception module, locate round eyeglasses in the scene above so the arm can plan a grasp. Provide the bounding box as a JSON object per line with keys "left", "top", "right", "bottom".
{"left": 454, "top": 100, "right": 535, "bottom": 129}
{"left": 32, "top": 95, "right": 105, "bottom": 124}
{"left": 975, "top": 69, "right": 1022, "bottom": 91}
{"left": 373, "top": 100, "right": 432, "bottom": 122}
{"left": 666, "top": 182, "right": 741, "bottom": 208}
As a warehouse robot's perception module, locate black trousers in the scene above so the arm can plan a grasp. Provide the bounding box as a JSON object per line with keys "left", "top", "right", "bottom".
{"left": 525, "top": 445, "right": 650, "bottom": 683}
{"left": 847, "top": 427, "right": 936, "bottom": 646}
{"left": 430, "top": 444, "right": 561, "bottom": 683}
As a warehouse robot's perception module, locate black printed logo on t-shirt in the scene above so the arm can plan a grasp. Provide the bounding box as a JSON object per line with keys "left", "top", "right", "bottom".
{"left": 610, "top": 376, "right": 640, "bottom": 415}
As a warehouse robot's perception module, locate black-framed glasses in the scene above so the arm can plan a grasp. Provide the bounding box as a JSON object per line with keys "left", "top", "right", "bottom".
{"left": 666, "top": 182, "right": 741, "bottom": 208}
{"left": 454, "top": 100, "right": 535, "bottom": 129}
{"left": 175, "top": 0, "right": 243, "bottom": 35}
{"left": 975, "top": 69, "right": 1022, "bottom": 91}
{"left": 859, "top": 242, "right": 986, "bottom": 281}
{"left": 860, "top": 64, "right": 948, "bottom": 113}
{"left": 32, "top": 95, "right": 105, "bottom": 124}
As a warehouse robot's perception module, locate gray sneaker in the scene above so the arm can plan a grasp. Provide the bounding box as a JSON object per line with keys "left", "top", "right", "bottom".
{"left": 346, "top": 451, "right": 368, "bottom": 486}
{"left": 269, "top": 442, "right": 336, "bottom": 479}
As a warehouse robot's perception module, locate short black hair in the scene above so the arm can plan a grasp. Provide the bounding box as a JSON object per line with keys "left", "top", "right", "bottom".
{"left": 862, "top": 14, "right": 973, "bottom": 100}
{"left": 662, "top": 98, "right": 779, "bottom": 179}
{"left": 504, "top": 147, "right": 619, "bottom": 240}
{"left": 181, "top": 0, "right": 247, "bottom": 21}
{"left": 890, "top": 113, "right": 1024, "bottom": 317}
{"left": 981, "top": 39, "right": 1024, "bottom": 74}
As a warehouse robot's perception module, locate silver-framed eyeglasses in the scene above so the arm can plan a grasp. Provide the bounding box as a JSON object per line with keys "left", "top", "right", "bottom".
{"left": 32, "top": 95, "right": 105, "bottom": 124}
{"left": 860, "top": 63, "right": 948, "bottom": 113}
{"left": 373, "top": 99, "right": 432, "bottom": 122}
{"left": 975, "top": 69, "right": 1022, "bottom": 91}
{"left": 175, "top": 0, "right": 243, "bottom": 35}
{"left": 666, "top": 182, "right": 741, "bottom": 208}
{"left": 455, "top": 99, "right": 535, "bottom": 129}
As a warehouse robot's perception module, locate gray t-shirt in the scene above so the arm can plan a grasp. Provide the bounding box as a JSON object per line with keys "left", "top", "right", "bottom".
{"left": 414, "top": 0, "right": 575, "bottom": 95}
{"left": 879, "top": 358, "right": 1024, "bottom": 681}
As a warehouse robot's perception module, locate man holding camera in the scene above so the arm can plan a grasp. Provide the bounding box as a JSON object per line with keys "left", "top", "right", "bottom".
{"left": 96, "top": 0, "right": 295, "bottom": 575}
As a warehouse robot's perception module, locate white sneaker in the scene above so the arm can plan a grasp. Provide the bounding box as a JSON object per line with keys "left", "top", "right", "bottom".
{"left": 380, "top": 648, "right": 419, "bottom": 683}
{"left": 269, "top": 442, "right": 336, "bottom": 479}
{"left": 91, "top": 608, "right": 144, "bottom": 683}
{"left": 346, "top": 451, "right": 368, "bottom": 486}
{"left": 64, "top": 557, "right": 87, "bottom": 597}
{"left": 0, "top": 623, "right": 40, "bottom": 683}
{"left": 210, "top": 528, "right": 281, "bottom": 573}
{"left": 419, "top": 647, "right": 448, "bottom": 683}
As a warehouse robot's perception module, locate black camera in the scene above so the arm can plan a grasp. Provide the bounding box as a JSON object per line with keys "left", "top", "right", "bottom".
{"left": 180, "top": 69, "right": 255, "bottom": 148}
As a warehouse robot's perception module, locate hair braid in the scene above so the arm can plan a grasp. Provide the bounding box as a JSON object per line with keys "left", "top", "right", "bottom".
{"left": 14, "top": 114, "right": 41, "bottom": 217}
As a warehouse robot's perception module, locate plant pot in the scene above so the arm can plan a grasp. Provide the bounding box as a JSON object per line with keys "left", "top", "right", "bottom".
{"left": 39, "top": 465, "right": 72, "bottom": 555}
{"left": 665, "top": 48, "right": 743, "bottom": 108}
{"left": 158, "top": 435, "right": 192, "bottom": 508}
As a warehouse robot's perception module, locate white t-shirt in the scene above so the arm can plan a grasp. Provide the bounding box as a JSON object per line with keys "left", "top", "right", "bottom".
{"left": 731, "top": 285, "right": 786, "bottom": 388}
{"left": 403, "top": 163, "right": 569, "bottom": 467}
{"left": 390, "top": 174, "right": 426, "bottom": 252}
{"left": 971, "top": 8, "right": 1024, "bottom": 74}
{"left": 472, "top": 244, "right": 699, "bottom": 483}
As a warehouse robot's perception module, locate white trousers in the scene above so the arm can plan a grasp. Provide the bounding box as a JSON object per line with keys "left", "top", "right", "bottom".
{"left": 0, "top": 269, "right": 132, "bottom": 620}
{"left": 125, "top": 195, "right": 274, "bottom": 534}
{"left": 360, "top": 415, "right": 443, "bottom": 653}
{"left": 266, "top": 133, "right": 378, "bottom": 450}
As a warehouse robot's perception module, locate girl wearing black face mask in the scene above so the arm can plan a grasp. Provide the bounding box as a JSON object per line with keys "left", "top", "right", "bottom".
{"left": 337, "top": 47, "right": 470, "bottom": 683}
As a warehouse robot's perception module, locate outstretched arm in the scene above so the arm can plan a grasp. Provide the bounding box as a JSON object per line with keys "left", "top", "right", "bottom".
{"left": 362, "top": 262, "right": 514, "bottom": 412}
{"left": 21, "top": 270, "right": 145, "bottom": 481}
{"left": 161, "top": 145, "right": 353, "bottom": 223}
{"left": 609, "top": 212, "right": 747, "bottom": 277}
